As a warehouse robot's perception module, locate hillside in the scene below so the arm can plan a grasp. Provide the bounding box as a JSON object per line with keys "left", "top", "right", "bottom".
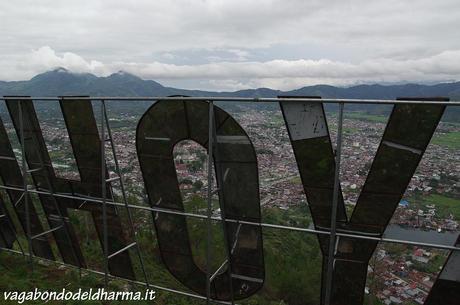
{"left": 1, "top": 68, "right": 459, "bottom": 121}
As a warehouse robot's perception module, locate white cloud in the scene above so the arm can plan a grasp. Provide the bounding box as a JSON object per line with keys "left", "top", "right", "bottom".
{"left": 1, "top": 1, "right": 460, "bottom": 90}
{"left": 2, "top": 46, "right": 460, "bottom": 91}
{"left": 26, "top": 46, "right": 106, "bottom": 74}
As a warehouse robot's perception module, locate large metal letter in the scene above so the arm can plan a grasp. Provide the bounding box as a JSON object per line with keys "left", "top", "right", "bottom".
{"left": 4, "top": 97, "right": 135, "bottom": 279}
{"left": 0, "top": 195, "right": 16, "bottom": 248}
{"left": 136, "top": 99, "right": 264, "bottom": 300}
{"left": 59, "top": 97, "right": 135, "bottom": 279}
{"left": 0, "top": 114, "right": 54, "bottom": 259}
{"left": 280, "top": 97, "right": 446, "bottom": 305}
{"left": 424, "top": 236, "right": 460, "bottom": 305}
{"left": 6, "top": 97, "right": 85, "bottom": 267}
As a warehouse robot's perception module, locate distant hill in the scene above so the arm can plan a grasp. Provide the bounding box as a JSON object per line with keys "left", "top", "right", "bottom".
{"left": 1, "top": 68, "right": 459, "bottom": 121}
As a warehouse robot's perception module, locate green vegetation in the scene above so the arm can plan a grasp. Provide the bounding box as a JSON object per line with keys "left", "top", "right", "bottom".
{"left": 328, "top": 125, "right": 359, "bottom": 134}
{"left": 346, "top": 112, "right": 388, "bottom": 123}
{"left": 364, "top": 295, "right": 385, "bottom": 305}
{"left": 289, "top": 176, "right": 302, "bottom": 185}
{"left": 413, "top": 253, "right": 446, "bottom": 274}
{"left": 268, "top": 115, "right": 285, "bottom": 128}
{"left": 384, "top": 243, "right": 407, "bottom": 258}
{"left": 188, "top": 160, "right": 204, "bottom": 172}
{"left": 256, "top": 147, "right": 273, "bottom": 155}
{"left": 192, "top": 180, "right": 203, "bottom": 191}
{"left": 0, "top": 199, "right": 322, "bottom": 305}
{"left": 422, "top": 194, "right": 460, "bottom": 220}
{"left": 343, "top": 126, "right": 359, "bottom": 134}
{"left": 0, "top": 252, "right": 174, "bottom": 305}
{"left": 432, "top": 131, "right": 460, "bottom": 149}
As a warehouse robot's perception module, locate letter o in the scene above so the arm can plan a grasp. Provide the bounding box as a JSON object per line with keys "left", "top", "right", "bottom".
{"left": 136, "top": 99, "right": 264, "bottom": 300}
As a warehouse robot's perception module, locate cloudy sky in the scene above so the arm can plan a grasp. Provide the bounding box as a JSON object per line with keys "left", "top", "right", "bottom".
{"left": 1, "top": 0, "right": 460, "bottom": 91}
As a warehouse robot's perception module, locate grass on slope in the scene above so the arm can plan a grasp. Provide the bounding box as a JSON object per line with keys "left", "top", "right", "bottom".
{"left": 0, "top": 205, "right": 323, "bottom": 305}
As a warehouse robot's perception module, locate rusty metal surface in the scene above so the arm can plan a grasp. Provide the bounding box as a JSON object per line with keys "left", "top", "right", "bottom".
{"left": 0, "top": 194, "right": 16, "bottom": 248}
{"left": 0, "top": 115, "right": 55, "bottom": 259}
{"left": 6, "top": 98, "right": 85, "bottom": 267}
{"left": 136, "top": 99, "right": 264, "bottom": 300}
{"left": 280, "top": 97, "right": 445, "bottom": 305}
{"left": 59, "top": 98, "right": 135, "bottom": 279}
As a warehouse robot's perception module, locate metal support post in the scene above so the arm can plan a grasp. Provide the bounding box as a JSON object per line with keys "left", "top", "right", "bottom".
{"left": 324, "top": 102, "right": 344, "bottom": 305}
{"left": 101, "top": 100, "right": 109, "bottom": 288}
{"left": 211, "top": 102, "right": 235, "bottom": 304}
{"left": 19, "top": 100, "right": 33, "bottom": 269}
{"left": 206, "top": 101, "right": 214, "bottom": 304}
{"left": 102, "top": 102, "right": 150, "bottom": 287}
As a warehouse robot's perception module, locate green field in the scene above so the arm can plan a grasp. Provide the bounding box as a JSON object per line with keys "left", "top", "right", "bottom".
{"left": 432, "top": 131, "right": 460, "bottom": 149}
{"left": 346, "top": 112, "right": 388, "bottom": 123}
{"left": 345, "top": 112, "right": 460, "bottom": 149}
{"left": 422, "top": 194, "right": 460, "bottom": 220}
{"left": 328, "top": 125, "right": 359, "bottom": 134}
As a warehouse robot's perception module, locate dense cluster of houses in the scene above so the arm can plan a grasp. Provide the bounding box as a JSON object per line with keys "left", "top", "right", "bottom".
{"left": 371, "top": 247, "right": 440, "bottom": 304}
{"left": 33, "top": 109, "right": 458, "bottom": 305}
{"left": 36, "top": 110, "right": 459, "bottom": 216}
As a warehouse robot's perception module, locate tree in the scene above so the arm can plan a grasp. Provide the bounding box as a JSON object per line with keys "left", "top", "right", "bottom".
{"left": 192, "top": 180, "right": 203, "bottom": 191}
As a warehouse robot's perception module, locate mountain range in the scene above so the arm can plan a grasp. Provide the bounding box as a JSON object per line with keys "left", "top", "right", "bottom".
{"left": 1, "top": 68, "right": 459, "bottom": 121}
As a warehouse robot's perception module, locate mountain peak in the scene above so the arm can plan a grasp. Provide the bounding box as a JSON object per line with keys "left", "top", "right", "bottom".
{"left": 1, "top": 69, "right": 459, "bottom": 107}
{"left": 108, "top": 70, "right": 139, "bottom": 79}
{"left": 30, "top": 67, "right": 98, "bottom": 83}
{"left": 52, "top": 67, "right": 70, "bottom": 73}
